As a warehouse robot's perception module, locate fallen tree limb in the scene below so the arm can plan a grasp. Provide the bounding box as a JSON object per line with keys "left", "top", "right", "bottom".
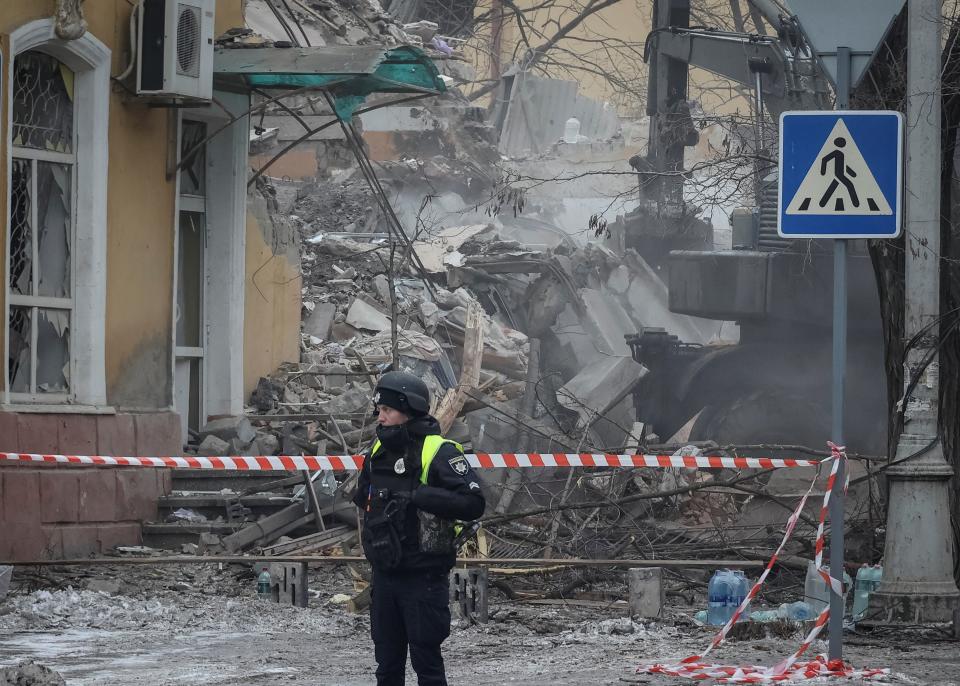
{"left": 723, "top": 484, "right": 819, "bottom": 528}
{"left": 481, "top": 466, "right": 791, "bottom": 525}
{"left": 644, "top": 442, "right": 884, "bottom": 462}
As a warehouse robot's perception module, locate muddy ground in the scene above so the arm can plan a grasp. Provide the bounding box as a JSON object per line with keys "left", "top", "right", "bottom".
{"left": 0, "top": 563, "right": 957, "bottom": 685}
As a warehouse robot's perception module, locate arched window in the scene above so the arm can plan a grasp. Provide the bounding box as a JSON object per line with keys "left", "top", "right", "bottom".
{"left": 5, "top": 19, "right": 109, "bottom": 406}
{"left": 7, "top": 50, "right": 76, "bottom": 397}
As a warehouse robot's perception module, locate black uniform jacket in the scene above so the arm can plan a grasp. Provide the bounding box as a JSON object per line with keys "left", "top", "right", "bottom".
{"left": 353, "top": 415, "right": 486, "bottom": 572}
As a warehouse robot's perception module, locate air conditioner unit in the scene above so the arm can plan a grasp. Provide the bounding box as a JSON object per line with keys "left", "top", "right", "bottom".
{"left": 137, "top": 0, "right": 215, "bottom": 101}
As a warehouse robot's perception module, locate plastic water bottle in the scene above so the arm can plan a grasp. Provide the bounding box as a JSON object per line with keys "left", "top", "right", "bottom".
{"left": 804, "top": 561, "right": 852, "bottom": 615}
{"left": 257, "top": 570, "right": 271, "bottom": 600}
{"left": 730, "top": 570, "right": 748, "bottom": 621}
{"left": 852, "top": 565, "right": 883, "bottom": 619}
{"left": 779, "top": 600, "right": 814, "bottom": 621}
{"left": 708, "top": 570, "right": 737, "bottom": 625}
{"left": 707, "top": 570, "right": 729, "bottom": 625}
{"left": 749, "top": 609, "right": 781, "bottom": 622}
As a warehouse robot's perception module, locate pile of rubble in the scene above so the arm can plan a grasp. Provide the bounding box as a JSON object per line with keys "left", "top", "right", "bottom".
{"left": 172, "top": 0, "right": 791, "bottom": 562}
{"left": 168, "top": 207, "right": 747, "bottom": 560}
{"left": 186, "top": 216, "right": 723, "bottom": 459}
{"left": 242, "top": 226, "right": 532, "bottom": 455}
{"left": 0, "top": 660, "right": 65, "bottom": 686}
{"left": 234, "top": 0, "right": 469, "bottom": 64}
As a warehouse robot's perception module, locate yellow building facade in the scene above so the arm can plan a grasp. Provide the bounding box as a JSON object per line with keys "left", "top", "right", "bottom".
{"left": 0, "top": 0, "right": 301, "bottom": 560}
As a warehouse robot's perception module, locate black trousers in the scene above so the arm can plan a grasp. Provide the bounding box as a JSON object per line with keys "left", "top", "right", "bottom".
{"left": 370, "top": 568, "right": 451, "bottom": 686}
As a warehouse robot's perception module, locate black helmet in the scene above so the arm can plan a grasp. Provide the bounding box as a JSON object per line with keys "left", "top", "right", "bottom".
{"left": 373, "top": 371, "right": 430, "bottom": 417}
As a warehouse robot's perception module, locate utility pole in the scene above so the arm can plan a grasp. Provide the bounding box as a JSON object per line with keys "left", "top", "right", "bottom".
{"left": 828, "top": 45, "right": 850, "bottom": 662}
{"left": 867, "top": 0, "right": 960, "bottom": 623}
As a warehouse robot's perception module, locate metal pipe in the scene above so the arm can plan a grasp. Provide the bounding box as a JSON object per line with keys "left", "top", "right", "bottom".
{"left": 746, "top": 0, "right": 784, "bottom": 33}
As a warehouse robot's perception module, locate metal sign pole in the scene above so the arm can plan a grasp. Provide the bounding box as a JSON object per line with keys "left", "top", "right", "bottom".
{"left": 828, "top": 45, "right": 851, "bottom": 663}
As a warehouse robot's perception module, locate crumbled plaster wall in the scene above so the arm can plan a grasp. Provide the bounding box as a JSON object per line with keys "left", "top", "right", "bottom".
{"left": 243, "top": 189, "right": 302, "bottom": 397}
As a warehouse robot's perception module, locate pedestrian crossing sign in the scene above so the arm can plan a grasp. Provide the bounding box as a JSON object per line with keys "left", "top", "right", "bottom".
{"left": 778, "top": 111, "right": 902, "bottom": 238}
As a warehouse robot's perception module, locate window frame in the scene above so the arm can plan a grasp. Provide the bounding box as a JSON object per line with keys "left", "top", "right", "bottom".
{"left": 174, "top": 116, "right": 209, "bottom": 437}
{"left": 7, "top": 51, "right": 79, "bottom": 402}
{"left": 171, "top": 95, "right": 248, "bottom": 439}
{"left": 3, "top": 19, "right": 110, "bottom": 407}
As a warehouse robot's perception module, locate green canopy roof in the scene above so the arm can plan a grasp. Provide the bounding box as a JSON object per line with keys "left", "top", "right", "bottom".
{"left": 214, "top": 44, "right": 446, "bottom": 119}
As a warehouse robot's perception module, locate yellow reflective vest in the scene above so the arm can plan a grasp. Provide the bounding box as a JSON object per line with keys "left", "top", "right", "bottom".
{"left": 370, "top": 434, "right": 464, "bottom": 485}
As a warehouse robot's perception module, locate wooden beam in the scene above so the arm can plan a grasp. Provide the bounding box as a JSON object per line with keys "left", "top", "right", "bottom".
{"left": 433, "top": 302, "right": 484, "bottom": 433}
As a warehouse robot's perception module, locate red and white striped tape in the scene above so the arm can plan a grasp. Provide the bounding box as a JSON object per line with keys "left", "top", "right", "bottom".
{"left": 0, "top": 451, "right": 820, "bottom": 471}
{"left": 640, "top": 444, "right": 888, "bottom": 683}
{"left": 646, "top": 657, "right": 889, "bottom": 683}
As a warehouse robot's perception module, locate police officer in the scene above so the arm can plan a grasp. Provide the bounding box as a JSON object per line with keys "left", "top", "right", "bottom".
{"left": 353, "top": 371, "right": 486, "bottom": 686}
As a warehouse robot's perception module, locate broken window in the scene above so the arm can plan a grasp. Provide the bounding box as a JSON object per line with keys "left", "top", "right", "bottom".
{"left": 6, "top": 50, "right": 75, "bottom": 399}
{"left": 176, "top": 211, "right": 205, "bottom": 348}
{"left": 12, "top": 51, "right": 74, "bottom": 152}
{"left": 179, "top": 120, "right": 206, "bottom": 197}
{"left": 175, "top": 119, "right": 208, "bottom": 437}
{"left": 38, "top": 162, "right": 72, "bottom": 298}
{"left": 9, "top": 159, "right": 32, "bottom": 296}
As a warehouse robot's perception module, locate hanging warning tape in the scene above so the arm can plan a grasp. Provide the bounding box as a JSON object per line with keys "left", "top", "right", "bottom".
{"left": 0, "top": 451, "right": 820, "bottom": 471}
{"left": 639, "top": 444, "right": 889, "bottom": 683}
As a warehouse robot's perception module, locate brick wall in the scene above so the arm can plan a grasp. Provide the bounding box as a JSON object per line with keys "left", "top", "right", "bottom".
{"left": 0, "top": 412, "right": 179, "bottom": 561}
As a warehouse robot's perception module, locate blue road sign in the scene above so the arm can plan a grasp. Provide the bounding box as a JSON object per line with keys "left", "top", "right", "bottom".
{"left": 778, "top": 111, "right": 903, "bottom": 238}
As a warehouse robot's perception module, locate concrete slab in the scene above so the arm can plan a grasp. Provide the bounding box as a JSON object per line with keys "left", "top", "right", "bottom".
{"left": 578, "top": 288, "right": 635, "bottom": 357}
{"left": 412, "top": 224, "right": 492, "bottom": 273}
{"left": 303, "top": 303, "right": 336, "bottom": 340}
{"left": 623, "top": 254, "right": 709, "bottom": 344}
{"left": 345, "top": 298, "right": 391, "bottom": 332}
{"left": 557, "top": 355, "right": 647, "bottom": 424}
{"left": 628, "top": 567, "right": 664, "bottom": 619}
{"left": 198, "top": 416, "right": 256, "bottom": 445}
{"left": 551, "top": 305, "right": 598, "bottom": 370}
{"left": 269, "top": 562, "right": 309, "bottom": 608}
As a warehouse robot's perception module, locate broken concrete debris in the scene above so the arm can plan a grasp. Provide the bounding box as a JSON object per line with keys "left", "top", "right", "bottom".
{"left": 345, "top": 297, "right": 392, "bottom": 332}
{"left": 161, "top": 212, "right": 734, "bottom": 559}
{"left": 0, "top": 660, "right": 66, "bottom": 686}
{"left": 197, "top": 416, "right": 257, "bottom": 445}
{"left": 0, "top": 566, "right": 12, "bottom": 602}
{"left": 97, "top": 0, "right": 844, "bottom": 618}
{"left": 196, "top": 435, "right": 231, "bottom": 457}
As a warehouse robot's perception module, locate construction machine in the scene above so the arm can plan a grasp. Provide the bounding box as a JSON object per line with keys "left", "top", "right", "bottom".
{"left": 619, "top": 0, "right": 888, "bottom": 453}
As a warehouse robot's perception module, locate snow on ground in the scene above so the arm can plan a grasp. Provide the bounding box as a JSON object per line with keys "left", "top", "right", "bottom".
{"left": 1, "top": 567, "right": 958, "bottom": 685}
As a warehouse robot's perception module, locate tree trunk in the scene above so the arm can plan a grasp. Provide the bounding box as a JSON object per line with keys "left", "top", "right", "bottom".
{"left": 937, "top": 16, "right": 960, "bottom": 582}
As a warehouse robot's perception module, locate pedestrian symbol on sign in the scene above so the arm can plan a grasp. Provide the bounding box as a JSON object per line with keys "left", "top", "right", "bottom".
{"left": 785, "top": 119, "right": 892, "bottom": 216}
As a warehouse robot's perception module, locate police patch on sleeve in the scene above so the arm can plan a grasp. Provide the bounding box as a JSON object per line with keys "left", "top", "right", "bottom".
{"left": 448, "top": 454, "right": 469, "bottom": 475}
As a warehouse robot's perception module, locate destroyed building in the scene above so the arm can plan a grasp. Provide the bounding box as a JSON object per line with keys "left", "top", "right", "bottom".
{"left": 1, "top": 0, "right": 959, "bottom": 683}
{"left": 0, "top": 0, "right": 449, "bottom": 561}
{"left": 0, "top": 0, "right": 876, "bottom": 564}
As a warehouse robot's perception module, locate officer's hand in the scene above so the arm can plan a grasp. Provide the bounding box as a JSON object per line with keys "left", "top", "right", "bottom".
{"left": 392, "top": 488, "right": 416, "bottom": 504}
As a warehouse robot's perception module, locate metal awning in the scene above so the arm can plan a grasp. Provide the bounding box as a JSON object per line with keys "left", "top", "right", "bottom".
{"left": 214, "top": 44, "right": 446, "bottom": 119}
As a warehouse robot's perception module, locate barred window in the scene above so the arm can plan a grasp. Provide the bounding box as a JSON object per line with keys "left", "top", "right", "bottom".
{"left": 7, "top": 50, "right": 75, "bottom": 398}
